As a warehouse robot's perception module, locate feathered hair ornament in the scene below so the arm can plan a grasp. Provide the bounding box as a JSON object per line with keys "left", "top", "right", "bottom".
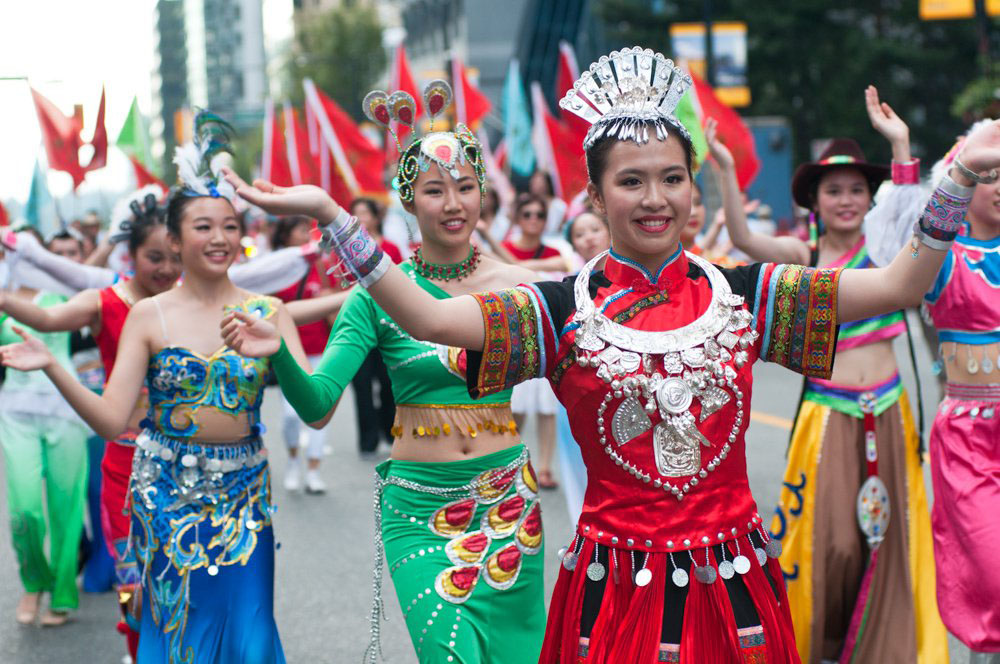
{"left": 362, "top": 79, "right": 485, "bottom": 203}
{"left": 172, "top": 110, "right": 237, "bottom": 200}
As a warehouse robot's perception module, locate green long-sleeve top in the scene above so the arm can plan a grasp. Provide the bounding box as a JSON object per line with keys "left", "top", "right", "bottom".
{"left": 272, "top": 263, "right": 513, "bottom": 424}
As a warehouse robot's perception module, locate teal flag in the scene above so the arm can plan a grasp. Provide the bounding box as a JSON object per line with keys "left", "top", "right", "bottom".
{"left": 24, "top": 159, "right": 57, "bottom": 235}
{"left": 502, "top": 59, "right": 535, "bottom": 177}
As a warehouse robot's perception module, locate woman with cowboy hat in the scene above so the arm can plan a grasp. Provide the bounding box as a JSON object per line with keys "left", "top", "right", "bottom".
{"left": 712, "top": 86, "right": 947, "bottom": 663}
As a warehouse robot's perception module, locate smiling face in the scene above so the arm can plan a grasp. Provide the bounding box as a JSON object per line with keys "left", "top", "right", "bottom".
{"left": 813, "top": 168, "right": 871, "bottom": 233}
{"left": 167, "top": 197, "right": 241, "bottom": 276}
{"left": 515, "top": 199, "right": 547, "bottom": 240}
{"left": 587, "top": 136, "right": 692, "bottom": 268}
{"left": 569, "top": 212, "right": 611, "bottom": 263}
{"left": 133, "top": 225, "right": 182, "bottom": 294}
{"left": 404, "top": 160, "right": 481, "bottom": 251}
{"left": 967, "top": 178, "right": 1000, "bottom": 237}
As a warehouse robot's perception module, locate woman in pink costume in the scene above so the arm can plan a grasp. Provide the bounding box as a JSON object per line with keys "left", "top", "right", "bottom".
{"left": 866, "top": 117, "right": 1000, "bottom": 662}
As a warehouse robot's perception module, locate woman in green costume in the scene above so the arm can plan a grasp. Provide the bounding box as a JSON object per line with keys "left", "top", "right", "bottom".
{"left": 223, "top": 82, "right": 547, "bottom": 663}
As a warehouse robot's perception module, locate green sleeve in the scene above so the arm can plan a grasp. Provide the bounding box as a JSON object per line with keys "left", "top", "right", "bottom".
{"left": 270, "top": 287, "right": 379, "bottom": 422}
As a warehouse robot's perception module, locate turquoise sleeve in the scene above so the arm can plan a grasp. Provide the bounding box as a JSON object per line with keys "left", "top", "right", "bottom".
{"left": 270, "top": 287, "right": 379, "bottom": 423}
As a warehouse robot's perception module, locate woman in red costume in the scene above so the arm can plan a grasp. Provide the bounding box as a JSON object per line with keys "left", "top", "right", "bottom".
{"left": 221, "top": 47, "right": 1000, "bottom": 662}
{"left": 0, "top": 192, "right": 180, "bottom": 658}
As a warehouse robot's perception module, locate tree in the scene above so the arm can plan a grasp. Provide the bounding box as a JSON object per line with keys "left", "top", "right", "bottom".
{"left": 596, "top": 0, "right": 982, "bottom": 165}
{"left": 282, "top": 4, "right": 387, "bottom": 122}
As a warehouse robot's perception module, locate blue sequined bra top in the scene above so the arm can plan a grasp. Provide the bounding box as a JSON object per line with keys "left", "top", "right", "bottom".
{"left": 145, "top": 295, "right": 278, "bottom": 438}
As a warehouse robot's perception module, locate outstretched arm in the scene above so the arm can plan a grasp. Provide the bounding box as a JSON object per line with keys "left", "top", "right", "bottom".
{"left": 0, "top": 288, "right": 100, "bottom": 333}
{"left": 228, "top": 244, "right": 313, "bottom": 293}
{"left": 838, "top": 119, "right": 1000, "bottom": 321}
{"left": 222, "top": 169, "right": 487, "bottom": 351}
{"left": 0, "top": 301, "right": 151, "bottom": 439}
{"left": 706, "top": 119, "right": 810, "bottom": 265}
{"left": 1, "top": 230, "right": 117, "bottom": 292}
{"left": 286, "top": 289, "right": 351, "bottom": 326}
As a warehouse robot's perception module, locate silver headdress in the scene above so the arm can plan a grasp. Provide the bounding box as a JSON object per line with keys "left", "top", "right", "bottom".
{"left": 559, "top": 46, "right": 692, "bottom": 149}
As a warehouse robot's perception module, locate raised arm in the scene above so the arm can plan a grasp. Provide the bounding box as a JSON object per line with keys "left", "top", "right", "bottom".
{"left": 838, "top": 119, "right": 1000, "bottom": 322}
{"left": 1, "top": 229, "right": 117, "bottom": 292}
{"left": 0, "top": 300, "right": 152, "bottom": 439}
{"left": 286, "top": 289, "right": 351, "bottom": 326}
{"left": 0, "top": 288, "right": 100, "bottom": 333}
{"left": 221, "top": 169, "right": 487, "bottom": 351}
{"left": 228, "top": 244, "right": 313, "bottom": 293}
{"left": 706, "top": 119, "right": 810, "bottom": 265}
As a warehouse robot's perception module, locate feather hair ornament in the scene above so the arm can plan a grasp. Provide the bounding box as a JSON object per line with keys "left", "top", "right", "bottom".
{"left": 172, "top": 110, "right": 237, "bottom": 200}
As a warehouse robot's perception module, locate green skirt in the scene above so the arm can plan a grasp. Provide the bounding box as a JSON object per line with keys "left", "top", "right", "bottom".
{"left": 371, "top": 444, "right": 546, "bottom": 663}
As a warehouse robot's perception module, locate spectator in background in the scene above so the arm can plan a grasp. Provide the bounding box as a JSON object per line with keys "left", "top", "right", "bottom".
{"left": 270, "top": 215, "right": 336, "bottom": 493}
{"left": 528, "top": 168, "right": 568, "bottom": 237}
{"left": 349, "top": 198, "right": 399, "bottom": 459}
{"left": 72, "top": 210, "right": 104, "bottom": 259}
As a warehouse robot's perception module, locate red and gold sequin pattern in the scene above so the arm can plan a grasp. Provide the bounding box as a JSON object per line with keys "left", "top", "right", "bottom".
{"left": 470, "top": 465, "right": 518, "bottom": 504}
{"left": 482, "top": 543, "right": 523, "bottom": 590}
{"left": 481, "top": 495, "right": 526, "bottom": 538}
{"left": 515, "top": 462, "right": 538, "bottom": 500}
{"left": 429, "top": 498, "right": 476, "bottom": 537}
{"left": 435, "top": 565, "right": 481, "bottom": 603}
{"left": 515, "top": 502, "right": 542, "bottom": 554}
{"left": 445, "top": 531, "right": 491, "bottom": 565}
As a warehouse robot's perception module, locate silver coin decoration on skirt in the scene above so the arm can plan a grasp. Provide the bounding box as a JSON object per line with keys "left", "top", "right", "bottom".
{"left": 733, "top": 554, "right": 752, "bottom": 575}
{"left": 765, "top": 539, "right": 782, "bottom": 559}
{"left": 634, "top": 568, "right": 653, "bottom": 587}
{"left": 718, "top": 560, "right": 735, "bottom": 580}
{"left": 562, "top": 551, "right": 579, "bottom": 571}
{"left": 755, "top": 547, "right": 768, "bottom": 566}
{"left": 694, "top": 565, "right": 717, "bottom": 584}
{"left": 587, "top": 562, "right": 607, "bottom": 582}
{"left": 671, "top": 567, "right": 689, "bottom": 588}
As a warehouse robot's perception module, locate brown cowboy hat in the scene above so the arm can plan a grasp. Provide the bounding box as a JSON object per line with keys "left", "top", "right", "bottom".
{"left": 790, "top": 138, "right": 889, "bottom": 209}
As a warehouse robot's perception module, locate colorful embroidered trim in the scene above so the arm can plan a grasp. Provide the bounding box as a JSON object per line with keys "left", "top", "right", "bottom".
{"left": 805, "top": 373, "right": 903, "bottom": 419}
{"left": 891, "top": 158, "right": 920, "bottom": 185}
{"left": 471, "top": 288, "right": 542, "bottom": 397}
{"left": 765, "top": 265, "right": 840, "bottom": 378}
{"left": 920, "top": 178, "right": 972, "bottom": 241}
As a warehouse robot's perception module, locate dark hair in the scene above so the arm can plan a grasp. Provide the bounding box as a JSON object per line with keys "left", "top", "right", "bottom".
{"left": 514, "top": 193, "right": 547, "bottom": 220}
{"left": 585, "top": 120, "right": 695, "bottom": 189}
{"left": 530, "top": 169, "right": 555, "bottom": 197}
{"left": 270, "top": 215, "right": 313, "bottom": 249}
{"left": 350, "top": 197, "right": 383, "bottom": 233}
{"left": 808, "top": 168, "right": 878, "bottom": 210}
{"left": 165, "top": 187, "right": 236, "bottom": 237}
{"left": 564, "top": 210, "right": 609, "bottom": 244}
{"left": 47, "top": 230, "right": 84, "bottom": 253}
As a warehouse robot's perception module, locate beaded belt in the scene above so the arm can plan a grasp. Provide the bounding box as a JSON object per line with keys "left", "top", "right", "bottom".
{"left": 945, "top": 382, "right": 1000, "bottom": 402}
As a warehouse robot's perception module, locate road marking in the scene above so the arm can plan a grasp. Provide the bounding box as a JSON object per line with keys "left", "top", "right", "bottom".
{"left": 749, "top": 411, "right": 793, "bottom": 431}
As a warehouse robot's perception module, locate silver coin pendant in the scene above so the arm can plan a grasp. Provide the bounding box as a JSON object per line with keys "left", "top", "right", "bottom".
{"left": 634, "top": 568, "right": 653, "bottom": 587}
{"left": 562, "top": 552, "right": 578, "bottom": 571}
{"left": 718, "top": 560, "right": 735, "bottom": 580}
{"left": 733, "top": 555, "right": 752, "bottom": 575}
{"left": 671, "top": 567, "right": 689, "bottom": 588}
{"left": 587, "top": 562, "right": 606, "bottom": 582}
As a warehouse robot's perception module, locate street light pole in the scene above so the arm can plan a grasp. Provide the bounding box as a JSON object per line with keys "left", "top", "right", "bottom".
{"left": 704, "top": 0, "right": 714, "bottom": 86}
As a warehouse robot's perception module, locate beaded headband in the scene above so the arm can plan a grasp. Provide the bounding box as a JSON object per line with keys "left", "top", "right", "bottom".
{"left": 362, "top": 79, "right": 486, "bottom": 203}
{"left": 559, "top": 46, "right": 692, "bottom": 150}
{"left": 172, "top": 110, "right": 237, "bottom": 200}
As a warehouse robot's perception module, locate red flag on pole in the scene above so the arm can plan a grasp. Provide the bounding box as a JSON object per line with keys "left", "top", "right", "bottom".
{"left": 451, "top": 57, "right": 492, "bottom": 128}
{"left": 30, "top": 87, "right": 86, "bottom": 188}
{"left": 303, "top": 79, "right": 386, "bottom": 202}
{"left": 387, "top": 45, "right": 422, "bottom": 158}
{"left": 530, "top": 82, "right": 587, "bottom": 202}
{"left": 689, "top": 70, "right": 760, "bottom": 189}
{"left": 83, "top": 87, "right": 108, "bottom": 173}
{"left": 261, "top": 99, "right": 294, "bottom": 186}
{"left": 556, "top": 41, "right": 590, "bottom": 143}
{"left": 129, "top": 155, "right": 167, "bottom": 190}
{"left": 283, "top": 104, "right": 318, "bottom": 187}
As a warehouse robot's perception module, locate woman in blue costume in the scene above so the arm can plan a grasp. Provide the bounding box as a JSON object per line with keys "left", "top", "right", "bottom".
{"left": 0, "top": 114, "right": 310, "bottom": 664}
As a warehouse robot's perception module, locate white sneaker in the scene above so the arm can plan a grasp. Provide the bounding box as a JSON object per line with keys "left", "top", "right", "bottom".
{"left": 305, "top": 469, "right": 327, "bottom": 494}
{"left": 284, "top": 459, "right": 302, "bottom": 492}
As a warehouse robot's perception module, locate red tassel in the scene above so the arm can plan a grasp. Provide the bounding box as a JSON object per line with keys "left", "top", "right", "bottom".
{"left": 680, "top": 548, "right": 742, "bottom": 663}
{"left": 609, "top": 552, "right": 667, "bottom": 663}
{"left": 766, "top": 554, "right": 795, "bottom": 630}
{"left": 557, "top": 538, "right": 593, "bottom": 664}
{"left": 539, "top": 555, "right": 576, "bottom": 663}
{"left": 734, "top": 542, "right": 800, "bottom": 663}
{"left": 586, "top": 548, "right": 634, "bottom": 661}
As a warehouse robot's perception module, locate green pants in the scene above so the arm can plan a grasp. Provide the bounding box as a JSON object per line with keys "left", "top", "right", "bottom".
{"left": 0, "top": 411, "right": 88, "bottom": 610}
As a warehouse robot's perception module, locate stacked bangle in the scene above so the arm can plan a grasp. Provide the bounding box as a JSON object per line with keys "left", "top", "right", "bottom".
{"left": 913, "top": 172, "right": 973, "bottom": 250}
{"left": 891, "top": 158, "right": 920, "bottom": 185}
{"left": 319, "top": 208, "right": 392, "bottom": 288}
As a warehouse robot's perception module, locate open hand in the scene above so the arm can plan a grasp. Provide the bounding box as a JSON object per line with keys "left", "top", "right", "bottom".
{"left": 221, "top": 167, "right": 343, "bottom": 224}
{"left": 865, "top": 85, "right": 909, "bottom": 146}
{"left": 0, "top": 326, "right": 55, "bottom": 371}
{"left": 704, "top": 118, "right": 735, "bottom": 171}
{"left": 957, "top": 119, "right": 1000, "bottom": 177}
{"left": 220, "top": 309, "right": 281, "bottom": 358}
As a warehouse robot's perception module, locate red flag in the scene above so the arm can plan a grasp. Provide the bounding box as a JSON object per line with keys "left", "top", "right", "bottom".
{"left": 0, "top": 199, "right": 9, "bottom": 227}
{"left": 261, "top": 99, "right": 294, "bottom": 186}
{"left": 129, "top": 155, "right": 167, "bottom": 191}
{"left": 531, "top": 82, "right": 587, "bottom": 202}
{"left": 387, "top": 45, "right": 422, "bottom": 158}
{"left": 303, "top": 79, "right": 386, "bottom": 202}
{"left": 30, "top": 87, "right": 85, "bottom": 188}
{"left": 451, "top": 57, "right": 492, "bottom": 128}
{"left": 283, "top": 104, "right": 318, "bottom": 186}
{"left": 556, "top": 41, "right": 590, "bottom": 143}
{"left": 689, "top": 70, "right": 760, "bottom": 189}
{"left": 83, "top": 87, "right": 108, "bottom": 173}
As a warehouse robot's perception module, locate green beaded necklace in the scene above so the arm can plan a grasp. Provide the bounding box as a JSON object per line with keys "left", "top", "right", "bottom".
{"left": 411, "top": 245, "right": 481, "bottom": 282}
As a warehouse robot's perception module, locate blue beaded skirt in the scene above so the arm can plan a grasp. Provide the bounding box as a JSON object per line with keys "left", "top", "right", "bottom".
{"left": 130, "top": 427, "right": 285, "bottom": 664}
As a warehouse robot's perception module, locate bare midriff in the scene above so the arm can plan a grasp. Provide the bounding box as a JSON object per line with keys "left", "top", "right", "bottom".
{"left": 389, "top": 404, "right": 521, "bottom": 462}
{"left": 943, "top": 342, "right": 1000, "bottom": 385}
{"left": 148, "top": 406, "right": 256, "bottom": 444}
{"left": 826, "top": 338, "right": 900, "bottom": 387}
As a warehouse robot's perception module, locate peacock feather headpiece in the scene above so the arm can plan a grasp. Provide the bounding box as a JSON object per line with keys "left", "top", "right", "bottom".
{"left": 172, "top": 110, "right": 237, "bottom": 200}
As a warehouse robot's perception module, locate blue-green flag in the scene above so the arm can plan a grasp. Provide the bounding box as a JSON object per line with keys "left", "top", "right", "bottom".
{"left": 502, "top": 59, "right": 535, "bottom": 177}
{"left": 24, "top": 159, "right": 57, "bottom": 236}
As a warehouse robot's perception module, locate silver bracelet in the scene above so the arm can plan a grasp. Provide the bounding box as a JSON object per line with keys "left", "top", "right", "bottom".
{"left": 952, "top": 157, "right": 998, "bottom": 185}
{"left": 911, "top": 222, "right": 954, "bottom": 251}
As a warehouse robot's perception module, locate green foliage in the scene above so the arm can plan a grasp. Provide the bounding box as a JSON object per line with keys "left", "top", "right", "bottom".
{"left": 952, "top": 63, "right": 1000, "bottom": 121}
{"left": 595, "top": 0, "right": 982, "bottom": 164}
{"left": 282, "top": 4, "right": 387, "bottom": 121}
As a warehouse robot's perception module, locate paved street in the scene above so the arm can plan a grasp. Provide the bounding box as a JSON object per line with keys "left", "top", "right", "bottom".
{"left": 0, "top": 319, "right": 970, "bottom": 662}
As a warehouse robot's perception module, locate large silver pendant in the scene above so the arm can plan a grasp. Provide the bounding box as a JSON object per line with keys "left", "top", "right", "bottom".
{"left": 653, "top": 413, "right": 710, "bottom": 477}
{"left": 656, "top": 377, "right": 693, "bottom": 414}
{"left": 856, "top": 475, "right": 890, "bottom": 548}
{"left": 612, "top": 396, "right": 652, "bottom": 445}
